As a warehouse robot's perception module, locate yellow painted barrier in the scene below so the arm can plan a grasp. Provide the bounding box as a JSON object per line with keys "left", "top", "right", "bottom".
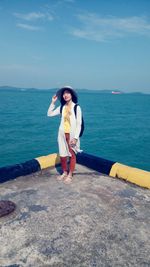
{"left": 36, "top": 153, "right": 60, "bottom": 170}
{"left": 109, "top": 163, "right": 150, "bottom": 189}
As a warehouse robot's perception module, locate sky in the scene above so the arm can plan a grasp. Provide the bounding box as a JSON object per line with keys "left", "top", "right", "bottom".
{"left": 0, "top": 0, "right": 150, "bottom": 93}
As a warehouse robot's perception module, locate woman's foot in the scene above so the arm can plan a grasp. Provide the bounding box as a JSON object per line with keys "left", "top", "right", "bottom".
{"left": 64, "top": 174, "right": 73, "bottom": 184}
{"left": 57, "top": 172, "right": 68, "bottom": 181}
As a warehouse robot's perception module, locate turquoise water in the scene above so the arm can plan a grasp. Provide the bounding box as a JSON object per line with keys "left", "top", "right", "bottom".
{"left": 0, "top": 89, "right": 150, "bottom": 171}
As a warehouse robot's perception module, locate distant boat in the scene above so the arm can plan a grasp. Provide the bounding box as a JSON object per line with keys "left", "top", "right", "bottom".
{"left": 112, "top": 91, "right": 122, "bottom": 94}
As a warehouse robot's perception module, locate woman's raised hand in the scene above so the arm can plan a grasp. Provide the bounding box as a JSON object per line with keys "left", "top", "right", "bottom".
{"left": 52, "top": 95, "right": 58, "bottom": 103}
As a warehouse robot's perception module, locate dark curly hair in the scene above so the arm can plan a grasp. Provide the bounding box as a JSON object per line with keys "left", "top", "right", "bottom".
{"left": 60, "top": 88, "right": 78, "bottom": 105}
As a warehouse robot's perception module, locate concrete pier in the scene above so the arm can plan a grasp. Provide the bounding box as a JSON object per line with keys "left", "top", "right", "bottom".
{"left": 0, "top": 164, "right": 150, "bottom": 267}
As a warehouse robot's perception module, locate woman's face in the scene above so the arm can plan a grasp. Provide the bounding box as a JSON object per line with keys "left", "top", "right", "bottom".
{"left": 63, "top": 90, "right": 72, "bottom": 102}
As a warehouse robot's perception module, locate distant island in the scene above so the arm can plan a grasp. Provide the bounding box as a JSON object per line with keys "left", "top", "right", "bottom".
{"left": 0, "top": 85, "right": 146, "bottom": 94}
{"left": 0, "top": 85, "right": 120, "bottom": 93}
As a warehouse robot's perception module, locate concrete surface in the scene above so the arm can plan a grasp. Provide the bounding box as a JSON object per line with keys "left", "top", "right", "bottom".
{"left": 0, "top": 164, "right": 150, "bottom": 267}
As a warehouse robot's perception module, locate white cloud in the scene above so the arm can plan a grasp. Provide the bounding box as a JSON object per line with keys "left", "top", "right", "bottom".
{"left": 46, "top": 14, "right": 53, "bottom": 21}
{"left": 14, "top": 11, "right": 53, "bottom": 21}
{"left": 64, "top": 0, "right": 75, "bottom": 2}
{"left": 54, "top": 0, "right": 74, "bottom": 5}
{"left": 17, "top": 23, "right": 42, "bottom": 31}
{"left": 70, "top": 13, "right": 150, "bottom": 42}
{"left": 13, "top": 11, "right": 53, "bottom": 32}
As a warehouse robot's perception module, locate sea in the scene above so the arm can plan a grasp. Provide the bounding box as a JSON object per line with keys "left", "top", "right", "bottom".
{"left": 0, "top": 88, "right": 150, "bottom": 172}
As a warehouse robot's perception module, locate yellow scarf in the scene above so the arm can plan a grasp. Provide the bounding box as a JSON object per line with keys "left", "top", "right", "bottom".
{"left": 63, "top": 105, "right": 71, "bottom": 133}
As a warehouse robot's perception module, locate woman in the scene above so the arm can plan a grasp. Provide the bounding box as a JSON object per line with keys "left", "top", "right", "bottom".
{"left": 47, "top": 86, "right": 82, "bottom": 184}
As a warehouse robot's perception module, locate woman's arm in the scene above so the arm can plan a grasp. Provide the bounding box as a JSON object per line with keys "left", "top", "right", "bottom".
{"left": 47, "top": 95, "right": 60, "bottom": 117}
{"left": 47, "top": 103, "right": 60, "bottom": 117}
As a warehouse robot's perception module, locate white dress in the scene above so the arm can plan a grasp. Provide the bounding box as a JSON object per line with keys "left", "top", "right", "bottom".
{"left": 47, "top": 102, "right": 82, "bottom": 157}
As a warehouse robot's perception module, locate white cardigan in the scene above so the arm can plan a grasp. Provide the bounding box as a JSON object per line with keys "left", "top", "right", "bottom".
{"left": 47, "top": 102, "right": 82, "bottom": 157}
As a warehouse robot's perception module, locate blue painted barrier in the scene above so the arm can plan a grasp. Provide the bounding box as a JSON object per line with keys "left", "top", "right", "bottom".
{"left": 0, "top": 159, "right": 40, "bottom": 183}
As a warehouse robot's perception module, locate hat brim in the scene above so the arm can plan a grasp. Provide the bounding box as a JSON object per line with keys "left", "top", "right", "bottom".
{"left": 56, "top": 87, "right": 78, "bottom": 100}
